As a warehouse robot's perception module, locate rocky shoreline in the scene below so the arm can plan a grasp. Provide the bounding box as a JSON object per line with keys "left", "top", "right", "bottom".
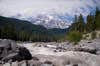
{"left": 0, "top": 39, "right": 100, "bottom": 66}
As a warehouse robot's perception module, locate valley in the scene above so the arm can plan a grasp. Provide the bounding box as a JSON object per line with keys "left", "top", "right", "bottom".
{"left": 0, "top": 1, "right": 100, "bottom": 66}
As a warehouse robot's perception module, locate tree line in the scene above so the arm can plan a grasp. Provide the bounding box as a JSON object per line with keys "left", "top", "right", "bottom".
{"left": 70, "top": 7, "right": 100, "bottom": 33}
{"left": 66, "top": 7, "right": 100, "bottom": 43}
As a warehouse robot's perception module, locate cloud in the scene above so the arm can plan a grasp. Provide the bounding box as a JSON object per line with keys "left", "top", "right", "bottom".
{"left": 0, "top": 0, "right": 100, "bottom": 21}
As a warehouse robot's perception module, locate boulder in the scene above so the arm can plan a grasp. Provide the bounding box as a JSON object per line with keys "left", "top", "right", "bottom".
{"left": 2, "top": 46, "right": 32, "bottom": 62}
{"left": 0, "top": 39, "right": 32, "bottom": 63}
{"left": 0, "top": 39, "right": 18, "bottom": 60}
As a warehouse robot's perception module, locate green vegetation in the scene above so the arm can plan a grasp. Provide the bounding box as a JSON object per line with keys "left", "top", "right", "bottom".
{"left": 70, "top": 14, "right": 85, "bottom": 33}
{"left": 95, "top": 7, "right": 100, "bottom": 30}
{"left": 86, "top": 14, "right": 95, "bottom": 32}
{"left": 91, "top": 31, "right": 96, "bottom": 39}
{"left": 70, "top": 7, "right": 100, "bottom": 33}
{"left": 66, "top": 31, "right": 82, "bottom": 43}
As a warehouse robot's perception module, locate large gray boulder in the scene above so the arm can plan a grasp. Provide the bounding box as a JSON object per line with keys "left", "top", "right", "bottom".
{"left": 0, "top": 39, "right": 18, "bottom": 60}
{"left": 0, "top": 39, "right": 32, "bottom": 63}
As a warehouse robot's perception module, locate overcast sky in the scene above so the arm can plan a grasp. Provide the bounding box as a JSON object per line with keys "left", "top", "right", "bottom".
{"left": 0, "top": 0, "right": 100, "bottom": 19}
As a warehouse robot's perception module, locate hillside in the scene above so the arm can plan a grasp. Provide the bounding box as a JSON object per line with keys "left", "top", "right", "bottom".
{"left": 0, "top": 16, "right": 68, "bottom": 42}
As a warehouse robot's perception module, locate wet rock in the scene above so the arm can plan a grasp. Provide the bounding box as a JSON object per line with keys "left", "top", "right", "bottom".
{"left": 74, "top": 47, "right": 97, "bottom": 54}
{"left": 32, "top": 56, "right": 39, "bottom": 61}
{"left": 73, "top": 64, "right": 78, "bottom": 66}
{"left": 16, "top": 47, "right": 32, "bottom": 61}
{"left": 44, "top": 61, "right": 53, "bottom": 64}
{"left": 40, "top": 60, "right": 54, "bottom": 66}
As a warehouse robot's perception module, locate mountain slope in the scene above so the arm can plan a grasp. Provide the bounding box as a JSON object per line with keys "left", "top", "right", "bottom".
{"left": 0, "top": 16, "right": 68, "bottom": 41}
{"left": 0, "top": 16, "right": 47, "bottom": 34}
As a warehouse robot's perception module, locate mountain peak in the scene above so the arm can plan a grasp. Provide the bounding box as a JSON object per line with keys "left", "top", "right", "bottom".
{"left": 31, "top": 14, "right": 71, "bottom": 29}
{"left": 11, "top": 13, "right": 72, "bottom": 29}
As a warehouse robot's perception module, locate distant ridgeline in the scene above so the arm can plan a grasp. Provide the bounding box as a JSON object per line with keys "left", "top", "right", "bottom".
{"left": 0, "top": 16, "right": 68, "bottom": 42}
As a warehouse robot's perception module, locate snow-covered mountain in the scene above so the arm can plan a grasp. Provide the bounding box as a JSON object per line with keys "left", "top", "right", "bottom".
{"left": 30, "top": 14, "right": 71, "bottom": 29}
{"left": 12, "top": 13, "right": 72, "bottom": 29}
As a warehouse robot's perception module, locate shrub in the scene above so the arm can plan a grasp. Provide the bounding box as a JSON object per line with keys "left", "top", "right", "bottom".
{"left": 67, "top": 31, "right": 82, "bottom": 43}
{"left": 91, "top": 31, "right": 96, "bottom": 39}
